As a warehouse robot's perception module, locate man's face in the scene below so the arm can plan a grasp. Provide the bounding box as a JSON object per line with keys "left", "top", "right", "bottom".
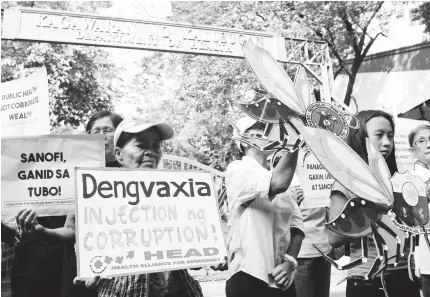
{"left": 89, "top": 116, "right": 116, "bottom": 163}
{"left": 243, "top": 127, "right": 273, "bottom": 158}
{"left": 116, "top": 127, "right": 162, "bottom": 169}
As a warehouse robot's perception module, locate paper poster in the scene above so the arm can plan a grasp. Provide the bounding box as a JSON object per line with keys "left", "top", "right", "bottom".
{"left": 394, "top": 118, "right": 428, "bottom": 173}
{"left": 75, "top": 168, "right": 228, "bottom": 278}
{"left": 1, "top": 134, "right": 105, "bottom": 217}
{"left": 1, "top": 66, "right": 50, "bottom": 137}
{"left": 297, "top": 150, "right": 333, "bottom": 209}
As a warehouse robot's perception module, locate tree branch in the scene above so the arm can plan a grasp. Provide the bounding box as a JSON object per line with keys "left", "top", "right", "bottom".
{"left": 267, "top": 2, "right": 282, "bottom": 22}
{"left": 340, "top": 12, "right": 361, "bottom": 55}
{"left": 358, "top": 2, "right": 384, "bottom": 52}
{"left": 256, "top": 12, "right": 267, "bottom": 21}
{"left": 362, "top": 32, "right": 385, "bottom": 58}
{"left": 364, "top": 2, "right": 384, "bottom": 30}
{"left": 314, "top": 26, "right": 352, "bottom": 78}
{"left": 334, "top": 65, "right": 346, "bottom": 79}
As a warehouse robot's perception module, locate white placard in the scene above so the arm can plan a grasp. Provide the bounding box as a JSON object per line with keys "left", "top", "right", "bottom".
{"left": 1, "top": 134, "right": 105, "bottom": 217}
{"left": 297, "top": 150, "right": 333, "bottom": 209}
{"left": 1, "top": 66, "right": 50, "bottom": 137}
{"left": 75, "top": 168, "right": 227, "bottom": 278}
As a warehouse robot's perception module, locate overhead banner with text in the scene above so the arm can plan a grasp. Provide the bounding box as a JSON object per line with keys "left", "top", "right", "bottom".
{"left": 297, "top": 150, "right": 333, "bottom": 209}
{"left": 1, "top": 135, "right": 105, "bottom": 217}
{"left": 1, "top": 66, "right": 50, "bottom": 137}
{"left": 2, "top": 8, "right": 286, "bottom": 61}
{"left": 75, "top": 168, "right": 227, "bottom": 278}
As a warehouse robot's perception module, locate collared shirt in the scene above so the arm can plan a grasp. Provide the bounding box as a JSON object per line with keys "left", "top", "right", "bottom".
{"left": 411, "top": 161, "right": 430, "bottom": 275}
{"left": 225, "top": 156, "right": 304, "bottom": 288}
{"left": 98, "top": 270, "right": 203, "bottom": 297}
{"left": 289, "top": 174, "right": 332, "bottom": 258}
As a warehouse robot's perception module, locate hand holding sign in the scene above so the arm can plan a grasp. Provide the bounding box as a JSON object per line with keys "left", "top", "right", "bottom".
{"left": 73, "top": 276, "right": 107, "bottom": 290}
{"left": 15, "top": 208, "right": 44, "bottom": 234}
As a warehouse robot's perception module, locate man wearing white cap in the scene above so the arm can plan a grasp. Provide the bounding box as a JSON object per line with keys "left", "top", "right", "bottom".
{"left": 75, "top": 118, "right": 203, "bottom": 297}
{"left": 225, "top": 117, "right": 304, "bottom": 297}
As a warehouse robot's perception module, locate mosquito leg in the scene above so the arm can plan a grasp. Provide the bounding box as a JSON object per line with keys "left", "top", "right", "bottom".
{"left": 312, "top": 241, "right": 367, "bottom": 271}
{"left": 366, "top": 222, "right": 387, "bottom": 280}
{"left": 376, "top": 218, "right": 401, "bottom": 266}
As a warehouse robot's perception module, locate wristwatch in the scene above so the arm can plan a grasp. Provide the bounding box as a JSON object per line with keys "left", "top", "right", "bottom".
{"left": 284, "top": 254, "right": 298, "bottom": 270}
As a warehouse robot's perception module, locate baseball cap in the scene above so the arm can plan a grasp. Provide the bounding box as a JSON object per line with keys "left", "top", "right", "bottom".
{"left": 114, "top": 118, "right": 174, "bottom": 147}
{"left": 233, "top": 117, "right": 265, "bottom": 151}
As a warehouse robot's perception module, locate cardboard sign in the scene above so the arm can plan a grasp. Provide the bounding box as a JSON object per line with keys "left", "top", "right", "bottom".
{"left": 1, "top": 135, "right": 105, "bottom": 217}
{"left": 297, "top": 150, "right": 333, "bottom": 208}
{"left": 75, "top": 168, "right": 228, "bottom": 278}
{"left": 1, "top": 67, "right": 50, "bottom": 137}
{"left": 394, "top": 118, "right": 428, "bottom": 173}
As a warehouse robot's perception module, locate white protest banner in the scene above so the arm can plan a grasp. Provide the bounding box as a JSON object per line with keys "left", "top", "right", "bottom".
{"left": 1, "top": 66, "right": 50, "bottom": 137}
{"left": 75, "top": 168, "right": 227, "bottom": 278}
{"left": 394, "top": 118, "right": 428, "bottom": 173}
{"left": 1, "top": 135, "right": 105, "bottom": 217}
{"left": 297, "top": 150, "right": 333, "bottom": 209}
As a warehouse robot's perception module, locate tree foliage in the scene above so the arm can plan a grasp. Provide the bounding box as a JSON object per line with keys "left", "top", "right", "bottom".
{"left": 411, "top": 2, "right": 430, "bottom": 35}
{"left": 1, "top": 1, "right": 121, "bottom": 128}
{"left": 171, "top": 1, "right": 400, "bottom": 106}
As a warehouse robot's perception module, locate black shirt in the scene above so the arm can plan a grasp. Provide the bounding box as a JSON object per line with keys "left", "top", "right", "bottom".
{"left": 12, "top": 216, "right": 66, "bottom": 281}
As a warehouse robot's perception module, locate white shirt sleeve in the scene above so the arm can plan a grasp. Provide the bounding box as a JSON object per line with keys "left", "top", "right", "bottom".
{"left": 225, "top": 160, "right": 272, "bottom": 209}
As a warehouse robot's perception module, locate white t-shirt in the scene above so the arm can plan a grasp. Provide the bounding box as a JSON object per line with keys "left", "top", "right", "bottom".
{"left": 290, "top": 174, "right": 332, "bottom": 258}
{"left": 225, "top": 156, "right": 304, "bottom": 288}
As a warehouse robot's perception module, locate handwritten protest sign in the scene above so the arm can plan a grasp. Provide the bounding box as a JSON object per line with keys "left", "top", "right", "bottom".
{"left": 394, "top": 118, "right": 428, "bottom": 173}
{"left": 1, "top": 135, "right": 105, "bottom": 217}
{"left": 1, "top": 67, "right": 50, "bottom": 137}
{"left": 297, "top": 150, "right": 333, "bottom": 209}
{"left": 75, "top": 168, "right": 227, "bottom": 278}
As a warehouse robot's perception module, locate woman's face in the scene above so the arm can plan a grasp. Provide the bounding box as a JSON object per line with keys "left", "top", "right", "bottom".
{"left": 116, "top": 127, "right": 162, "bottom": 169}
{"left": 412, "top": 128, "right": 430, "bottom": 165}
{"left": 89, "top": 116, "right": 116, "bottom": 163}
{"left": 365, "top": 116, "right": 394, "bottom": 159}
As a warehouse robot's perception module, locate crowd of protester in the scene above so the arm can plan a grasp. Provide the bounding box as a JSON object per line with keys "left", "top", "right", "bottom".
{"left": 2, "top": 108, "right": 430, "bottom": 297}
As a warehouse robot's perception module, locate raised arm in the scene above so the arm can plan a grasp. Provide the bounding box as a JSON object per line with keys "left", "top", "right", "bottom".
{"left": 269, "top": 150, "right": 299, "bottom": 198}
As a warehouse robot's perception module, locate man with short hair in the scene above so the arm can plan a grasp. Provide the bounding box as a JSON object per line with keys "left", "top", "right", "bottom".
{"left": 225, "top": 117, "right": 304, "bottom": 297}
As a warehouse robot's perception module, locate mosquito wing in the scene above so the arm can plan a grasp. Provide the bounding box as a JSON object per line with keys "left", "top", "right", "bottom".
{"left": 294, "top": 67, "right": 313, "bottom": 108}
{"left": 289, "top": 118, "right": 392, "bottom": 206}
{"left": 366, "top": 138, "right": 394, "bottom": 203}
{"left": 242, "top": 41, "right": 306, "bottom": 115}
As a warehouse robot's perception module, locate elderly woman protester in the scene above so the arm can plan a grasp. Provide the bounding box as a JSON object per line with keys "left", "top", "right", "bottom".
{"left": 75, "top": 118, "right": 204, "bottom": 297}
{"left": 408, "top": 124, "right": 430, "bottom": 297}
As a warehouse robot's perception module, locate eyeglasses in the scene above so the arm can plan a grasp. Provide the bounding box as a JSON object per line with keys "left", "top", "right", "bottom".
{"left": 414, "top": 138, "right": 430, "bottom": 147}
{"left": 87, "top": 127, "right": 115, "bottom": 135}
